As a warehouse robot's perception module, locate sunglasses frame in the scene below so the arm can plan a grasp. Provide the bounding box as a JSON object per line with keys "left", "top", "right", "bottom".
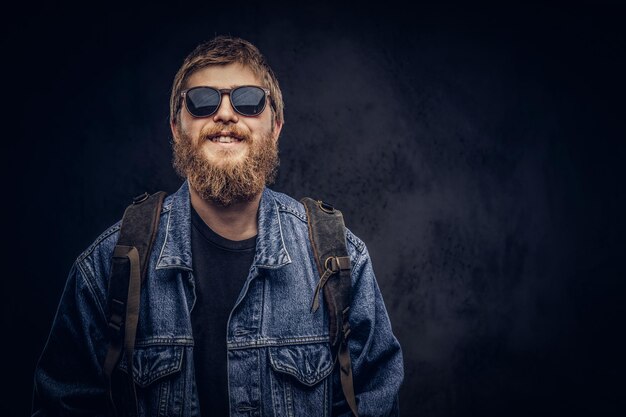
{"left": 181, "top": 85, "right": 271, "bottom": 118}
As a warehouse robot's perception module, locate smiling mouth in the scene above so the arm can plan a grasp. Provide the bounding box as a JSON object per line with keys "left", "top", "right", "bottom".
{"left": 206, "top": 131, "right": 245, "bottom": 144}
{"left": 210, "top": 136, "right": 243, "bottom": 143}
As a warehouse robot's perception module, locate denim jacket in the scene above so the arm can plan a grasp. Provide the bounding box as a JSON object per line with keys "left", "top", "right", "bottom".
{"left": 33, "top": 181, "right": 404, "bottom": 417}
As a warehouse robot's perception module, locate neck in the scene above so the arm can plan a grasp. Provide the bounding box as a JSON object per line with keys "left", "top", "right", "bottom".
{"left": 189, "top": 187, "right": 262, "bottom": 241}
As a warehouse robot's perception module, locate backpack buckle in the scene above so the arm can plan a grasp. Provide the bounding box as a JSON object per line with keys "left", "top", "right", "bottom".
{"left": 317, "top": 200, "right": 335, "bottom": 213}
{"left": 132, "top": 192, "right": 149, "bottom": 204}
{"left": 325, "top": 256, "right": 351, "bottom": 272}
{"left": 108, "top": 299, "right": 125, "bottom": 335}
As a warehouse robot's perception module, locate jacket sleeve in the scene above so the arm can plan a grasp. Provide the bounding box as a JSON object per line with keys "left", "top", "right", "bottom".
{"left": 32, "top": 261, "right": 110, "bottom": 417}
{"left": 332, "top": 245, "right": 404, "bottom": 416}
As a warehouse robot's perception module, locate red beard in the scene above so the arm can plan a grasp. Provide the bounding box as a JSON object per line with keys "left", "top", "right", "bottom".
{"left": 172, "top": 124, "right": 279, "bottom": 207}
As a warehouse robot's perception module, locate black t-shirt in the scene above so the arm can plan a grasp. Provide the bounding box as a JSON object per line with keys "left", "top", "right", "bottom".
{"left": 190, "top": 206, "right": 257, "bottom": 416}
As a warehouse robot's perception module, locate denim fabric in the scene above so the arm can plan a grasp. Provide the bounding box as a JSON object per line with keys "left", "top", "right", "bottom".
{"left": 32, "top": 181, "right": 404, "bottom": 416}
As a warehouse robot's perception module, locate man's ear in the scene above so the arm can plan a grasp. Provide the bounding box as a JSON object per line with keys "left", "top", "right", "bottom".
{"left": 272, "top": 119, "right": 283, "bottom": 144}
{"left": 170, "top": 119, "right": 180, "bottom": 143}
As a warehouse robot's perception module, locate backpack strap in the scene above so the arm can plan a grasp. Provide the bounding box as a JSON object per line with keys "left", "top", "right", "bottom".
{"left": 103, "top": 191, "right": 167, "bottom": 417}
{"left": 301, "top": 197, "right": 359, "bottom": 417}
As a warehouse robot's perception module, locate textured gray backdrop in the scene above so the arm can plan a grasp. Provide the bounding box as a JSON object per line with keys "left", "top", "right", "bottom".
{"left": 3, "top": 3, "right": 625, "bottom": 416}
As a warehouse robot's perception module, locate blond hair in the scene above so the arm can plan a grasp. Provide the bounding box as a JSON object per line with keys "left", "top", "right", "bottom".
{"left": 169, "top": 36, "right": 284, "bottom": 126}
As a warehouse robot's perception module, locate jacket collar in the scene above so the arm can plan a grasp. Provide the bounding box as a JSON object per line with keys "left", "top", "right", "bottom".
{"left": 254, "top": 187, "right": 292, "bottom": 268}
{"left": 156, "top": 181, "right": 291, "bottom": 271}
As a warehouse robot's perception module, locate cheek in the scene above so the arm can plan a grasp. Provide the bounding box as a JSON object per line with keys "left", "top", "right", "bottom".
{"left": 251, "top": 111, "right": 275, "bottom": 135}
{"left": 180, "top": 120, "right": 204, "bottom": 143}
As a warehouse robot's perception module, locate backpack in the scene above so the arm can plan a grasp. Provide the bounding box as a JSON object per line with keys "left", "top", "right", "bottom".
{"left": 103, "top": 191, "right": 358, "bottom": 417}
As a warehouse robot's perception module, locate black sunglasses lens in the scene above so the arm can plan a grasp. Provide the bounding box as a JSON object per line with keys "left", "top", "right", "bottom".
{"left": 231, "top": 86, "right": 266, "bottom": 116}
{"left": 186, "top": 87, "right": 220, "bottom": 117}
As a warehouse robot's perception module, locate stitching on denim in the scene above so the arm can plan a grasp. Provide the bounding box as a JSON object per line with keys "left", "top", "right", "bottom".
{"left": 118, "top": 345, "right": 185, "bottom": 387}
{"left": 274, "top": 199, "right": 293, "bottom": 265}
{"left": 285, "top": 379, "right": 294, "bottom": 417}
{"left": 137, "top": 362, "right": 181, "bottom": 387}
{"left": 176, "top": 350, "right": 184, "bottom": 417}
{"left": 157, "top": 208, "right": 174, "bottom": 268}
{"left": 77, "top": 223, "right": 121, "bottom": 263}
{"left": 269, "top": 351, "right": 334, "bottom": 387}
{"left": 257, "top": 273, "right": 266, "bottom": 340}
{"left": 268, "top": 188, "right": 307, "bottom": 220}
{"left": 257, "top": 348, "right": 262, "bottom": 417}
{"left": 345, "top": 228, "right": 366, "bottom": 253}
{"left": 323, "top": 377, "right": 328, "bottom": 417}
{"left": 269, "top": 356, "right": 332, "bottom": 378}
{"left": 161, "top": 196, "right": 173, "bottom": 212}
{"left": 270, "top": 364, "right": 282, "bottom": 415}
{"left": 76, "top": 261, "right": 107, "bottom": 322}
{"left": 255, "top": 262, "right": 288, "bottom": 270}
{"left": 278, "top": 204, "right": 307, "bottom": 223}
{"left": 271, "top": 363, "right": 332, "bottom": 385}
{"left": 154, "top": 261, "right": 193, "bottom": 271}
{"left": 133, "top": 337, "right": 194, "bottom": 347}
{"left": 158, "top": 378, "right": 170, "bottom": 417}
{"left": 351, "top": 246, "right": 367, "bottom": 288}
{"left": 253, "top": 198, "right": 293, "bottom": 269}
{"left": 227, "top": 335, "right": 329, "bottom": 349}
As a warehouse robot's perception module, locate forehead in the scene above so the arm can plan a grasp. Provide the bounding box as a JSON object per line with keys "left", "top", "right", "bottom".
{"left": 186, "top": 63, "right": 262, "bottom": 89}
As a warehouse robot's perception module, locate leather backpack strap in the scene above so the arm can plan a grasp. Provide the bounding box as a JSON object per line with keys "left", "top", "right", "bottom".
{"left": 103, "top": 191, "right": 166, "bottom": 417}
{"left": 301, "top": 197, "right": 359, "bottom": 417}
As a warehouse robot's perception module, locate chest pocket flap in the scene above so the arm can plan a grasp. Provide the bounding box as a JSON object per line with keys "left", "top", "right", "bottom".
{"left": 118, "top": 344, "right": 184, "bottom": 388}
{"left": 268, "top": 343, "right": 334, "bottom": 386}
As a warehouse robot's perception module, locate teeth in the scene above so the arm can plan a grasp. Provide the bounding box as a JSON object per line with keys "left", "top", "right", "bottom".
{"left": 211, "top": 136, "right": 240, "bottom": 143}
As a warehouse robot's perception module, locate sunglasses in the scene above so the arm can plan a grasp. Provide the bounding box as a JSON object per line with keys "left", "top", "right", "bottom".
{"left": 181, "top": 85, "right": 270, "bottom": 118}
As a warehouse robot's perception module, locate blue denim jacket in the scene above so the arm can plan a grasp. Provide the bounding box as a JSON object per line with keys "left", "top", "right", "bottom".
{"left": 33, "top": 181, "right": 404, "bottom": 416}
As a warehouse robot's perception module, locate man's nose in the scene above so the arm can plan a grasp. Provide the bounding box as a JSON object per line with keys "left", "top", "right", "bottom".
{"left": 213, "top": 94, "right": 239, "bottom": 124}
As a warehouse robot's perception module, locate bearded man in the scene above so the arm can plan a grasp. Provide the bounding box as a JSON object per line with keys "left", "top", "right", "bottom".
{"left": 32, "top": 36, "right": 404, "bottom": 417}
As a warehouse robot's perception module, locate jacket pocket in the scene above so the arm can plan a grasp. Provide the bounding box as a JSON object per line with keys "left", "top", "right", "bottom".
{"left": 116, "top": 344, "right": 186, "bottom": 416}
{"left": 268, "top": 343, "right": 333, "bottom": 416}
{"left": 118, "top": 344, "right": 184, "bottom": 387}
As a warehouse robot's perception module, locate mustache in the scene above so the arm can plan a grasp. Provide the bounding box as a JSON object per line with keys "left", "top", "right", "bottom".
{"left": 199, "top": 124, "right": 251, "bottom": 142}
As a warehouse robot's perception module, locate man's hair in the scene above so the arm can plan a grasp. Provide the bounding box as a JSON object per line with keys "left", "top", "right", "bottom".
{"left": 169, "top": 35, "right": 284, "bottom": 126}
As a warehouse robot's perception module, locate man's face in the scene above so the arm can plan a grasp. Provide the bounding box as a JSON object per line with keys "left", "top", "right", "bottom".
{"left": 171, "top": 63, "right": 283, "bottom": 206}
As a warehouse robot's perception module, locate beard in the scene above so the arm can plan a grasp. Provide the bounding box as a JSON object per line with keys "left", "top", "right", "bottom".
{"left": 172, "top": 123, "right": 279, "bottom": 207}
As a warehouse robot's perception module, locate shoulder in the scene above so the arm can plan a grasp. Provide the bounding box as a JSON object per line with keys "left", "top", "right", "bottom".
{"left": 266, "top": 188, "right": 367, "bottom": 256}
{"left": 76, "top": 221, "right": 121, "bottom": 264}
{"left": 77, "top": 190, "right": 177, "bottom": 266}
{"left": 72, "top": 218, "right": 121, "bottom": 294}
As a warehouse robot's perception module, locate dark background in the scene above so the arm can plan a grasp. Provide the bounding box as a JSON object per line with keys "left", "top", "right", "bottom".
{"left": 3, "top": 3, "right": 625, "bottom": 416}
